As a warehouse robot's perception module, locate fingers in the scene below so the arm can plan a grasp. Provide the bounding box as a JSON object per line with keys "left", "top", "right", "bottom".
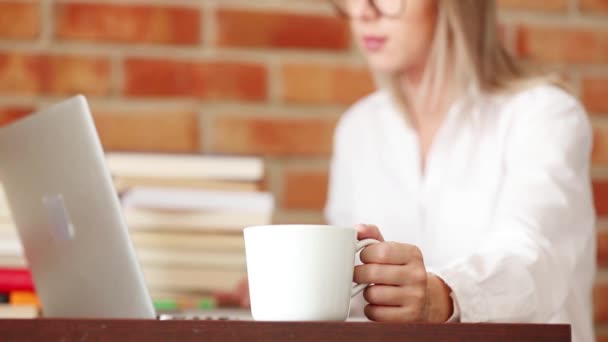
{"left": 362, "top": 285, "right": 403, "bottom": 306}
{"left": 354, "top": 264, "right": 408, "bottom": 285}
{"left": 360, "top": 241, "right": 423, "bottom": 265}
{"left": 352, "top": 236, "right": 430, "bottom": 323}
{"left": 354, "top": 263, "right": 427, "bottom": 286}
{"left": 364, "top": 304, "right": 425, "bottom": 322}
{"left": 363, "top": 285, "right": 427, "bottom": 308}
{"left": 355, "top": 224, "right": 385, "bottom": 242}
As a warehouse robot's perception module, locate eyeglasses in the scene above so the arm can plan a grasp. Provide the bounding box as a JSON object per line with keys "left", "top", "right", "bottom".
{"left": 329, "top": 0, "right": 405, "bottom": 19}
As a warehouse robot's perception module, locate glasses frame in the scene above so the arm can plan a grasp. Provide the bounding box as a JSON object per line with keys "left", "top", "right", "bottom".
{"left": 329, "top": 0, "right": 405, "bottom": 19}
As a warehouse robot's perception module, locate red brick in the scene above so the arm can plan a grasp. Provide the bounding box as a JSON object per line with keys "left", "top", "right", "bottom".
{"left": 124, "top": 58, "right": 267, "bottom": 101}
{"left": 216, "top": 9, "right": 349, "bottom": 50}
{"left": 210, "top": 116, "right": 337, "bottom": 157}
{"left": 598, "top": 333, "right": 608, "bottom": 342}
{"left": 497, "top": 0, "right": 568, "bottom": 11}
{"left": 580, "top": 0, "right": 608, "bottom": 14}
{"left": 49, "top": 55, "right": 112, "bottom": 96}
{"left": 0, "top": 53, "right": 44, "bottom": 94}
{"left": 593, "top": 182, "right": 608, "bottom": 216}
{"left": 55, "top": 3, "right": 200, "bottom": 45}
{"left": 0, "top": 2, "right": 40, "bottom": 39}
{"left": 592, "top": 125, "right": 608, "bottom": 165}
{"left": 0, "top": 107, "right": 34, "bottom": 127}
{"left": 583, "top": 78, "right": 608, "bottom": 114}
{"left": 281, "top": 63, "right": 374, "bottom": 105}
{"left": 283, "top": 169, "right": 329, "bottom": 210}
{"left": 516, "top": 25, "right": 608, "bottom": 64}
{"left": 595, "top": 283, "right": 608, "bottom": 323}
{"left": 0, "top": 53, "right": 111, "bottom": 96}
{"left": 599, "top": 230, "right": 608, "bottom": 266}
{"left": 93, "top": 109, "right": 199, "bottom": 153}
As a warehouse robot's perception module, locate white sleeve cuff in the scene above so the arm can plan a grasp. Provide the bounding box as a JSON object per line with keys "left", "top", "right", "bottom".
{"left": 427, "top": 269, "right": 462, "bottom": 323}
{"left": 446, "top": 291, "right": 461, "bottom": 323}
{"left": 430, "top": 262, "right": 488, "bottom": 323}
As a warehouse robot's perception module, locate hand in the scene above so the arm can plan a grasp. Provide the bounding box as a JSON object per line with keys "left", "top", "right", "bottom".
{"left": 354, "top": 224, "right": 453, "bottom": 323}
{"left": 213, "top": 276, "right": 250, "bottom": 308}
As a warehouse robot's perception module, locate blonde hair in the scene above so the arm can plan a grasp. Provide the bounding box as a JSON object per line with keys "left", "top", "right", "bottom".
{"left": 379, "top": 0, "right": 563, "bottom": 115}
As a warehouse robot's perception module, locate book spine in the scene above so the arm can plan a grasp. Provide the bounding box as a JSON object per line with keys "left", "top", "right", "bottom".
{"left": 0, "top": 269, "right": 34, "bottom": 292}
{"left": 9, "top": 291, "right": 40, "bottom": 308}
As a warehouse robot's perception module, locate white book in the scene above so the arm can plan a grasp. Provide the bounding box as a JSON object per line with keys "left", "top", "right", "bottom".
{"left": 0, "top": 255, "right": 27, "bottom": 268}
{"left": 0, "top": 221, "right": 17, "bottom": 234}
{"left": 125, "top": 209, "right": 271, "bottom": 232}
{"left": 105, "top": 153, "right": 264, "bottom": 182}
{"left": 135, "top": 248, "right": 246, "bottom": 270}
{"left": 0, "top": 184, "right": 11, "bottom": 219}
{"left": 121, "top": 188, "right": 274, "bottom": 213}
{"left": 0, "top": 305, "right": 38, "bottom": 319}
{"left": 0, "top": 237, "right": 23, "bottom": 256}
{"left": 142, "top": 267, "right": 244, "bottom": 293}
{"left": 130, "top": 231, "right": 244, "bottom": 251}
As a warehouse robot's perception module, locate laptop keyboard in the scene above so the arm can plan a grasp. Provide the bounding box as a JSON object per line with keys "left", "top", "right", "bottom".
{"left": 157, "top": 309, "right": 252, "bottom": 321}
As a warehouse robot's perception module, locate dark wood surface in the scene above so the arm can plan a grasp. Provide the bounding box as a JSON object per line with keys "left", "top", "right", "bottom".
{"left": 0, "top": 319, "right": 570, "bottom": 342}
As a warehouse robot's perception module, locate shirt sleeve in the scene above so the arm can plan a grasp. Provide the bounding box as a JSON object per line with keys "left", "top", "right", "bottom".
{"left": 325, "top": 115, "right": 356, "bottom": 227}
{"left": 446, "top": 292, "right": 461, "bottom": 323}
{"left": 432, "top": 92, "right": 596, "bottom": 322}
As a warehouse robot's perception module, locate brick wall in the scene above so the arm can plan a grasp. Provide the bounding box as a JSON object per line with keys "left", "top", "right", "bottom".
{"left": 0, "top": 0, "right": 606, "bottom": 338}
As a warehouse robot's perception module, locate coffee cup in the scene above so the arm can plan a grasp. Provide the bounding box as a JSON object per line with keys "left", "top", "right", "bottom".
{"left": 244, "top": 224, "right": 379, "bottom": 321}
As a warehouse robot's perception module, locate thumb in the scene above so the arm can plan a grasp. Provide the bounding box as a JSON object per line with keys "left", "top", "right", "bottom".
{"left": 355, "top": 224, "right": 385, "bottom": 242}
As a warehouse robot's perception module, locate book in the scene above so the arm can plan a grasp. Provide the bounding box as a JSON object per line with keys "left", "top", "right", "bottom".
{"left": 0, "top": 268, "right": 34, "bottom": 292}
{"left": 0, "top": 304, "right": 38, "bottom": 318}
{"left": 135, "top": 248, "right": 246, "bottom": 270}
{"left": 106, "top": 153, "right": 264, "bottom": 182}
{"left": 142, "top": 267, "right": 244, "bottom": 293}
{"left": 0, "top": 237, "right": 23, "bottom": 257}
{"left": 0, "top": 231, "right": 26, "bottom": 267}
{"left": 0, "top": 185, "right": 10, "bottom": 220}
{"left": 152, "top": 295, "right": 217, "bottom": 311}
{"left": 113, "top": 176, "right": 260, "bottom": 193}
{"left": 0, "top": 222, "right": 18, "bottom": 235}
{"left": 125, "top": 209, "right": 271, "bottom": 232}
{"left": 121, "top": 188, "right": 274, "bottom": 213}
{"left": 129, "top": 231, "right": 244, "bottom": 252}
{"left": 149, "top": 290, "right": 243, "bottom": 309}
{"left": 0, "top": 255, "right": 26, "bottom": 268}
{"left": 9, "top": 291, "right": 40, "bottom": 308}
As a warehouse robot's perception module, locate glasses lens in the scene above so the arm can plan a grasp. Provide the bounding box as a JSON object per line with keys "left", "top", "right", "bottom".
{"left": 374, "top": 0, "right": 402, "bottom": 16}
{"left": 330, "top": 0, "right": 403, "bottom": 18}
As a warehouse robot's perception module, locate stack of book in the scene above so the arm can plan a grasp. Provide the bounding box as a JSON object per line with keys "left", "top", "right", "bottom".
{"left": 106, "top": 153, "right": 273, "bottom": 311}
{"left": 0, "top": 186, "right": 23, "bottom": 268}
{"left": 0, "top": 186, "right": 39, "bottom": 318}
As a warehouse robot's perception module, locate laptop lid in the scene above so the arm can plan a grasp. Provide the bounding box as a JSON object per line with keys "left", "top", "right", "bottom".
{"left": 0, "top": 95, "right": 155, "bottom": 318}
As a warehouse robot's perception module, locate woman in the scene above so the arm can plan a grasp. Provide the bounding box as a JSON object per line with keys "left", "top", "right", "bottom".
{"left": 222, "top": 1, "right": 595, "bottom": 340}
{"left": 324, "top": 0, "right": 595, "bottom": 341}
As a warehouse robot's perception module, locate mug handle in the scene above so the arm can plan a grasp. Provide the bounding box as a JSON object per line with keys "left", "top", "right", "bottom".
{"left": 351, "top": 238, "right": 381, "bottom": 297}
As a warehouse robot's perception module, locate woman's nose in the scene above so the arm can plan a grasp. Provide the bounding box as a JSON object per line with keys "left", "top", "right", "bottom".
{"left": 358, "top": 0, "right": 382, "bottom": 21}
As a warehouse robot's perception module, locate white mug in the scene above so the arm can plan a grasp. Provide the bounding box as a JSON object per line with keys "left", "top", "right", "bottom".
{"left": 243, "top": 225, "right": 379, "bottom": 321}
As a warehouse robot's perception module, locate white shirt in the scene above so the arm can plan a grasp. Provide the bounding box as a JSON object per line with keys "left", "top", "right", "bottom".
{"left": 325, "top": 85, "right": 596, "bottom": 342}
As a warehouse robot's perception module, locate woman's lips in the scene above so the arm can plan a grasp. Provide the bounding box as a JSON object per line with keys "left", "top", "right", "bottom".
{"left": 362, "top": 36, "right": 387, "bottom": 52}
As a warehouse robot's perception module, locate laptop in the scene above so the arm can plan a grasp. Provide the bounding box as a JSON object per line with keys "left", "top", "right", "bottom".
{"left": 0, "top": 95, "right": 250, "bottom": 320}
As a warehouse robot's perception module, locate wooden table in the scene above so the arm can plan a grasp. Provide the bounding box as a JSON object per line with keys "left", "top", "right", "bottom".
{"left": 0, "top": 319, "right": 570, "bottom": 341}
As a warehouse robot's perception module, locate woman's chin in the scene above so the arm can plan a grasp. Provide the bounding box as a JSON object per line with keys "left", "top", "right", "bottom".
{"left": 361, "top": 54, "right": 405, "bottom": 74}
{"left": 366, "top": 60, "right": 403, "bottom": 75}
